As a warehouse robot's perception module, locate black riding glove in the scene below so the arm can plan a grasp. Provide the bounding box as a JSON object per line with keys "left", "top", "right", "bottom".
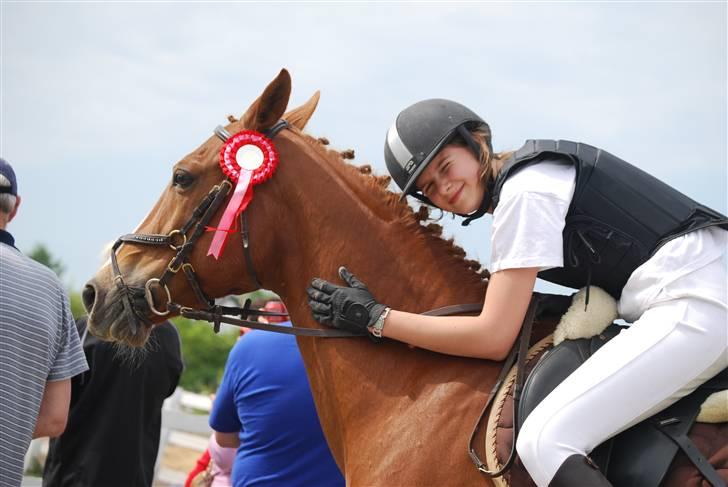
{"left": 307, "top": 266, "right": 387, "bottom": 334}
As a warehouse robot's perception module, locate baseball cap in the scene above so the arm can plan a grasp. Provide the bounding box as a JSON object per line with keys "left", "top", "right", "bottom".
{"left": 0, "top": 158, "right": 18, "bottom": 196}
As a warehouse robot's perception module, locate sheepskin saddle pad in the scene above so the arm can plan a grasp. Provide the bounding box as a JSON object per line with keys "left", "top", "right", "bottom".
{"left": 483, "top": 288, "right": 728, "bottom": 487}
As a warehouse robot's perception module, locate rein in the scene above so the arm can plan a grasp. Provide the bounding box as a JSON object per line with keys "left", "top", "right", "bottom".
{"left": 172, "top": 302, "right": 485, "bottom": 338}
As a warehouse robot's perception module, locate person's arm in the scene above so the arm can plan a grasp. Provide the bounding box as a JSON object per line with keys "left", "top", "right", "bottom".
{"left": 209, "top": 341, "right": 243, "bottom": 448}
{"left": 32, "top": 379, "right": 71, "bottom": 438}
{"left": 382, "top": 267, "right": 538, "bottom": 360}
{"left": 308, "top": 266, "right": 538, "bottom": 360}
{"left": 214, "top": 431, "right": 240, "bottom": 449}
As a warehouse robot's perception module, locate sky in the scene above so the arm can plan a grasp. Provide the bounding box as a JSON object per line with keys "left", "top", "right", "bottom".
{"left": 1, "top": 2, "right": 726, "bottom": 295}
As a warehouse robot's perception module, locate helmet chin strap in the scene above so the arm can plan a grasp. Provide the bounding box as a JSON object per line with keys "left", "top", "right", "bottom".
{"left": 455, "top": 125, "right": 492, "bottom": 226}
{"left": 457, "top": 181, "right": 493, "bottom": 226}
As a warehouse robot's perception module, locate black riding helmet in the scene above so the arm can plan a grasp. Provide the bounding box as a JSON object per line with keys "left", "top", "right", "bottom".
{"left": 383, "top": 99, "right": 494, "bottom": 225}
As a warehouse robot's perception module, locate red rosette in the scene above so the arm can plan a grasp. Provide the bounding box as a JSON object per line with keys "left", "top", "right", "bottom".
{"left": 219, "top": 130, "right": 279, "bottom": 185}
{"left": 207, "top": 129, "right": 280, "bottom": 260}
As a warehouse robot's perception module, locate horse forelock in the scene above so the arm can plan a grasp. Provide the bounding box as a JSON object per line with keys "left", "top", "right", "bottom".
{"left": 295, "top": 131, "right": 489, "bottom": 283}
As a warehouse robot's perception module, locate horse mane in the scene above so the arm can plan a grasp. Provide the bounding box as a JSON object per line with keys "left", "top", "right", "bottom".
{"left": 293, "top": 129, "right": 490, "bottom": 283}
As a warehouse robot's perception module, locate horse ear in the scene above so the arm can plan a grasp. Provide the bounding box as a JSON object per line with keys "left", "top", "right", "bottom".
{"left": 283, "top": 91, "right": 320, "bottom": 130}
{"left": 242, "top": 69, "right": 292, "bottom": 132}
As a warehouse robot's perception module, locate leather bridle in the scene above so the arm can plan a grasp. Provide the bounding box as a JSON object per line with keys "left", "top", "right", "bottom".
{"left": 110, "top": 178, "right": 231, "bottom": 334}
{"left": 109, "top": 121, "right": 288, "bottom": 335}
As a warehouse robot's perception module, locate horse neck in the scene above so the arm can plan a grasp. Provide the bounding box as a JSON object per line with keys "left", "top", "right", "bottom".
{"left": 248, "top": 132, "right": 488, "bottom": 464}
{"left": 258, "top": 132, "right": 487, "bottom": 316}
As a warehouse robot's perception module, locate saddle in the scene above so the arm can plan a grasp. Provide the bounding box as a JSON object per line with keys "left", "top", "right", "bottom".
{"left": 478, "top": 293, "right": 728, "bottom": 487}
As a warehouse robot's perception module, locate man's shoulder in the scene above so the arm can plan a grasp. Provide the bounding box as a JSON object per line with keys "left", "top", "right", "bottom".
{"left": 0, "top": 243, "right": 63, "bottom": 289}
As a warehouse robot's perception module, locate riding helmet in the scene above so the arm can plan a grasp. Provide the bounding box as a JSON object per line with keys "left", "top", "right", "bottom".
{"left": 384, "top": 99, "right": 491, "bottom": 200}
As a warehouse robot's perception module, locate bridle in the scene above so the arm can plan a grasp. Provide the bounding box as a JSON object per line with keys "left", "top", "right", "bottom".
{"left": 110, "top": 120, "right": 389, "bottom": 338}
{"left": 109, "top": 120, "right": 288, "bottom": 336}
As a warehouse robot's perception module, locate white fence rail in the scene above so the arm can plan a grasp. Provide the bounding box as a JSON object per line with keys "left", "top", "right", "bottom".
{"left": 156, "top": 388, "right": 213, "bottom": 485}
{"left": 23, "top": 388, "right": 213, "bottom": 487}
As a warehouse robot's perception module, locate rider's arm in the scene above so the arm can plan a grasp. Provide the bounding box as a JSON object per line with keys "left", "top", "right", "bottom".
{"left": 381, "top": 267, "right": 538, "bottom": 360}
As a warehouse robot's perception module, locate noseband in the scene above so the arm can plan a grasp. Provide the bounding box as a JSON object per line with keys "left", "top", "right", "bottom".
{"left": 109, "top": 121, "right": 289, "bottom": 334}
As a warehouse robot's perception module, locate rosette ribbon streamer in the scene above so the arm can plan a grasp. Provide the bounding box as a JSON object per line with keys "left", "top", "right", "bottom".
{"left": 207, "top": 127, "right": 279, "bottom": 259}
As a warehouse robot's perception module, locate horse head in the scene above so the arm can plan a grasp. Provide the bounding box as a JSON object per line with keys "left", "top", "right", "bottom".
{"left": 83, "top": 69, "right": 324, "bottom": 346}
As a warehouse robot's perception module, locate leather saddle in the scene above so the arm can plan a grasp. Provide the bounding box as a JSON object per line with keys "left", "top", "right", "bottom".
{"left": 475, "top": 294, "right": 728, "bottom": 487}
{"left": 518, "top": 324, "right": 728, "bottom": 486}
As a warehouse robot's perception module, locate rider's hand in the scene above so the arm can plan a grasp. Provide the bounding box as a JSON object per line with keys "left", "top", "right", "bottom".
{"left": 306, "top": 266, "right": 387, "bottom": 334}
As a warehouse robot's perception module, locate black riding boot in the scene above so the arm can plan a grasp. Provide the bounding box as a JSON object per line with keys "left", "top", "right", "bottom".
{"left": 548, "top": 455, "right": 613, "bottom": 486}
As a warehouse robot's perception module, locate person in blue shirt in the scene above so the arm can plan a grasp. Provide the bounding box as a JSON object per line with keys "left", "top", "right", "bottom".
{"left": 209, "top": 300, "right": 343, "bottom": 487}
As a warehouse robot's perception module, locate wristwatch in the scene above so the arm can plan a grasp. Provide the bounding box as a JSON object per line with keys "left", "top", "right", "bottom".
{"left": 369, "top": 307, "right": 391, "bottom": 338}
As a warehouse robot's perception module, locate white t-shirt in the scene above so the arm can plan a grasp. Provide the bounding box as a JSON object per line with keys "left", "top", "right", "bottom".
{"left": 489, "top": 159, "right": 728, "bottom": 321}
{"left": 490, "top": 159, "right": 576, "bottom": 273}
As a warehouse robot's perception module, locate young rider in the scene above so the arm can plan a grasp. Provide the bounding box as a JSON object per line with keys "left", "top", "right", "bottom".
{"left": 306, "top": 99, "right": 728, "bottom": 486}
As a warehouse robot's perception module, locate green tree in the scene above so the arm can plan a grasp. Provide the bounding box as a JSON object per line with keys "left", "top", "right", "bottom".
{"left": 172, "top": 316, "right": 238, "bottom": 393}
{"left": 170, "top": 290, "right": 280, "bottom": 393}
{"left": 27, "top": 243, "right": 65, "bottom": 278}
{"left": 69, "top": 291, "right": 87, "bottom": 319}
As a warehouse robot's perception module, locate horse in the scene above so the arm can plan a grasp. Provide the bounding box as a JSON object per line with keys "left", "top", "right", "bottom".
{"left": 84, "top": 69, "right": 727, "bottom": 486}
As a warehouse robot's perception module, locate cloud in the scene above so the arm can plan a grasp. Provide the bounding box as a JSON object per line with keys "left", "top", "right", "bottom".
{"left": 2, "top": 2, "right": 724, "bottom": 285}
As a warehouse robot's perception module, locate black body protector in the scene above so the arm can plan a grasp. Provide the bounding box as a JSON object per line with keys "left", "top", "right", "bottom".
{"left": 491, "top": 140, "right": 728, "bottom": 299}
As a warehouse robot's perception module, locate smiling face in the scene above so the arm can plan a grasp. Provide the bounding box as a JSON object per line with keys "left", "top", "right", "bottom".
{"left": 415, "top": 144, "right": 486, "bottom": 214}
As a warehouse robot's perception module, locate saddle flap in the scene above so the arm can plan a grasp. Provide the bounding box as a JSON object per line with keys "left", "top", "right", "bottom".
{"left": 517, "top": 324, "right": 621, "bottom": 426}
{"left": 485, "top": 325, "right": 728, "bottom": 487}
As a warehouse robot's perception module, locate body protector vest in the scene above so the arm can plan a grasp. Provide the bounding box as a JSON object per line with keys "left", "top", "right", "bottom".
{"left": 491, "top": 140, "right": 728, "bottom": 299}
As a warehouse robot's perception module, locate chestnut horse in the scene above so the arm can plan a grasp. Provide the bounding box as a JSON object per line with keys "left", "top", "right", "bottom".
{"left": 84, "top": 70, "right": 727, "bottom": 486}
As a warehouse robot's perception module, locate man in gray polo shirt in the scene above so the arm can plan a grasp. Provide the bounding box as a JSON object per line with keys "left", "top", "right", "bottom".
{"left": 0, "top": 158, "right": 88, "bottom": 487}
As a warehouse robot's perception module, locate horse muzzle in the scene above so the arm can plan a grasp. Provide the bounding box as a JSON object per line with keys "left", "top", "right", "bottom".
{"left": 83, "top": 272, "right": 156, "bottom": 347}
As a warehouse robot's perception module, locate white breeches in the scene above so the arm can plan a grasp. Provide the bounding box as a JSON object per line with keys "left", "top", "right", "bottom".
{"left": 516, "top": 257, "right": 728, "bottom": 486}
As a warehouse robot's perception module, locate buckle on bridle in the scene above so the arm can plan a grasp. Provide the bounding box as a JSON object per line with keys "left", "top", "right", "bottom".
{"left": 144, "top": 278, "right": 172, "bottom": 316}
{"left": 167, "top": 229, "right": 187, "bottom": 250}
{"left": 167, "top": 259, "right": 184, "bottom": 274}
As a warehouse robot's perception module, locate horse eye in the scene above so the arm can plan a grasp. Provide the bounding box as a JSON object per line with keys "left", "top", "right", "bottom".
{"left": 172, "top": 170, "right": 194, "bottom": 188}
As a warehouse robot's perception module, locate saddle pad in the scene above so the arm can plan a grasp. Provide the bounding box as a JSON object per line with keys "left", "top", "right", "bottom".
{"left": 699, "top": 391, "right": 728, "bottom": 423}
{"left": 483, "top": 334, "right": 728, "bottom": 487}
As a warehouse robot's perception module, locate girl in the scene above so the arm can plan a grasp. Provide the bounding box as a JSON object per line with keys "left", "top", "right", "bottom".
{"left": 306, "top": 99, "right": 728, "bottom": 486}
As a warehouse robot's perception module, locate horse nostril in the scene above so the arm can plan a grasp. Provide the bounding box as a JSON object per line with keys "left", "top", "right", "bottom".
{"left": 82, "top": 284, "right": 97, "bottom": 314}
